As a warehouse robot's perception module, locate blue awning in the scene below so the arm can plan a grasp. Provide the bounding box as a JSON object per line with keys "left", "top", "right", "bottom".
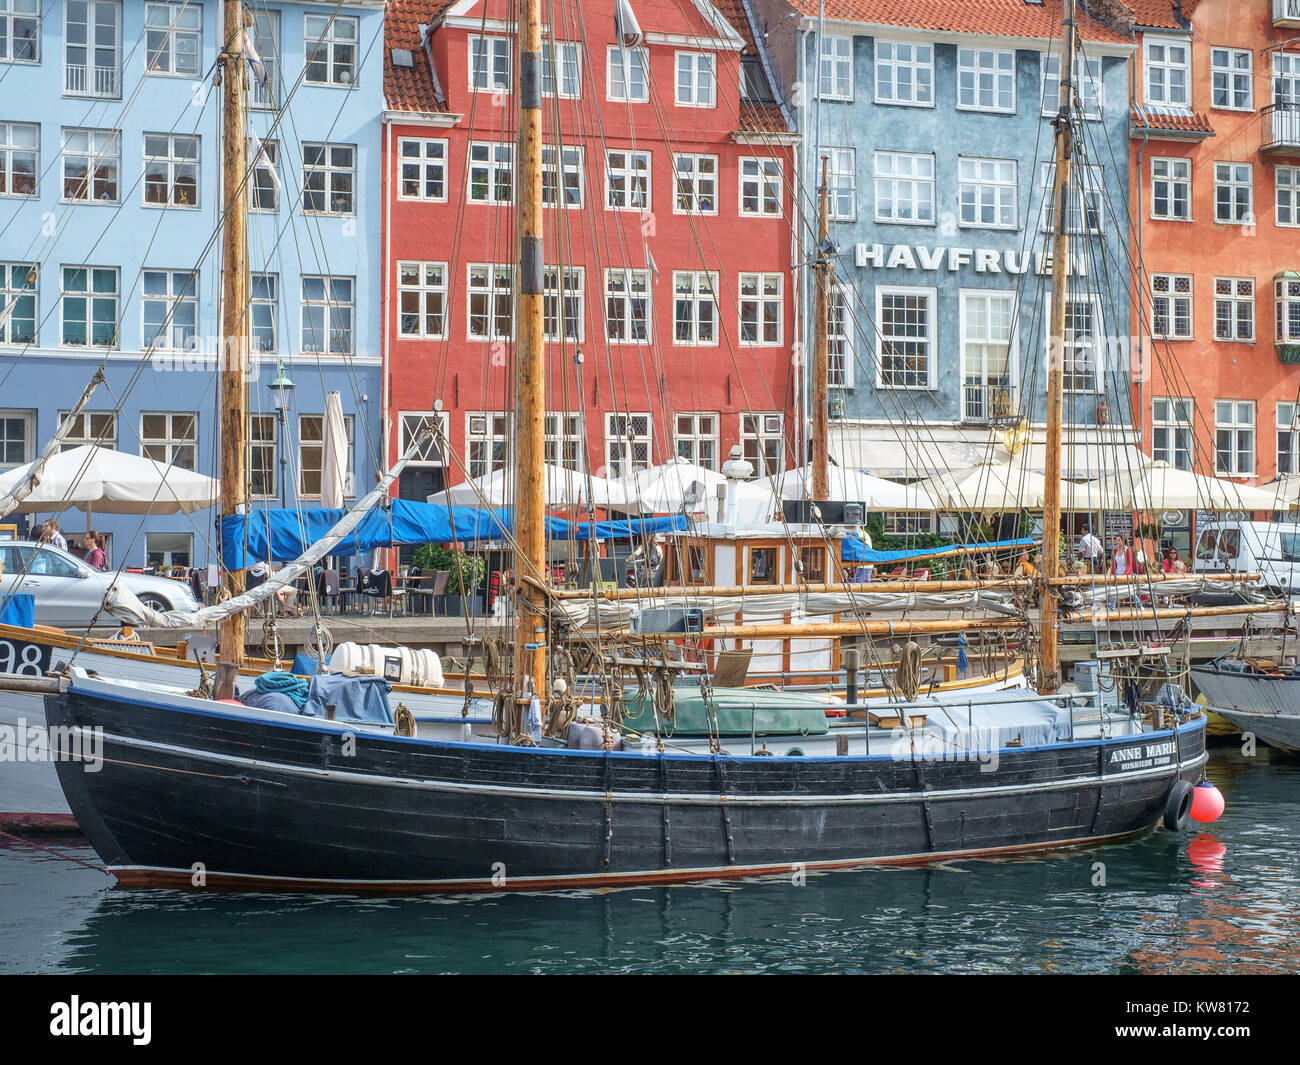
{"left": 841, "top": 536, "right": 1037, "bottom": 563}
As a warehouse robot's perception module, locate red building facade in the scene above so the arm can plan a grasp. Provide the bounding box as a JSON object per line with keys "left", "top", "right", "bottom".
{"left": 381, "top": 0, "right": 798, "bottom": 503}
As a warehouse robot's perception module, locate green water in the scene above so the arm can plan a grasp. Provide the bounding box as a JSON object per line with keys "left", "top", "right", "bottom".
{"left": 2, "top": 746, "right": 1296, "bottom": 975}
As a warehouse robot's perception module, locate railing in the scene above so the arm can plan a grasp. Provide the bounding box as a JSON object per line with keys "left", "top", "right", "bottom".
{"left": 65, "top": 63, "right": 121, "bottom": 99}
{"left": 962, "top": 382, "right": 1016, "bottom": 424}
{"left": 1275, "top": 0, "right": 1300, "bottom": 26}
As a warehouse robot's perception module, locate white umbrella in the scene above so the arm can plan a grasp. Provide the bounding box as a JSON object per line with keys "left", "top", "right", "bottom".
{"left": 0, "top": 444, "right": 218, "bottom": 519}
{"left": 598, "top": 456, "right": 725, "bottom": 514}
{"left": 320, "top": 390, "right": 347, "bottom": 509}
{"left": 775, "top": 465, "right": 936, "bottom": 511}
{"left": 428, "top": 464, "right": 605, "bottom": 508}
{"left": 1259, "top": 474, "right": 1300, "bottom": 510}
{"left": 913, "top": 461, "right": 1049, "bottom": 512}
{"left": 1100, "top": 462, "right": 1280, "bottom": 511}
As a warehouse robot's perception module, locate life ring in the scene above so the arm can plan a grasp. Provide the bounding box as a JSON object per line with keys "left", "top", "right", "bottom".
{"left": 1163, "top": 778, "right": 1193, "bottom": 831}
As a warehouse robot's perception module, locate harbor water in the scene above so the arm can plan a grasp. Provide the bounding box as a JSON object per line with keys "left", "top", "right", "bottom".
{"left": 1, "top": 745, "right": 1296, "bottom": 975}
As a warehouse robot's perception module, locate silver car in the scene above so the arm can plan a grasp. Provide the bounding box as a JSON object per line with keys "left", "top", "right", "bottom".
{"left": 0, "top": 541, "right": 201, "bottom": 626}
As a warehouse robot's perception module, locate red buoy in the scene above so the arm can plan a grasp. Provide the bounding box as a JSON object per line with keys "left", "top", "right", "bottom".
{"left": 1190, "top": 780, "right": 1225, "bottom": 823}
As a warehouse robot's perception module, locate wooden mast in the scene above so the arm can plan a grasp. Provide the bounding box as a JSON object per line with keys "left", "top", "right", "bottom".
{"left": 216, "top": 0, "right": 249, "bottom": 682}
{"left": 513, "top": 0, "right": 548, "bottom": 728}
{"left": 1039, "top": 0, "right": 1077, "bottom": 694}
{"left": 811, "top": 156, "right": 832, "bottom": 501}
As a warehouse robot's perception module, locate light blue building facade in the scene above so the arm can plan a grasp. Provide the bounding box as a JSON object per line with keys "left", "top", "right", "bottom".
{"left": 753, "top": 2, "right": 1138, "bottom": 485}
{"left": 0, "top": 0, "right": 384, "bottom": 568}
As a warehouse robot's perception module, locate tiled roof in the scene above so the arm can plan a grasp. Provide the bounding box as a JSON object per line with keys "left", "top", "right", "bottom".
{"left": 712, "top": 0, "right": 759, "bottom": 55}
{"left": 1126, "top": 0, "right": 1187, "bottom": 29}
{"left": 1130, "top": 107, "right": 1214, "bottom": 136}
{"left": 384, "top": 0, "right": 456, "bottom": 114}
{"left": 739, "top": 101, "right": 792, "bottom": 134}
{"left": 780, "top": 0, "right": 1132, "bottom": 44}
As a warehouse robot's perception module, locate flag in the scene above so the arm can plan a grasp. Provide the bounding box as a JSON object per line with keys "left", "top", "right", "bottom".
{"left": 614, "top": 0, "right": 644, "bottom": 49}
{"left": 244, "top": 30, "right": 268, "bottom": 86}
{"left": 249, "top": 129, "right": 281, "bottom": 192}
{"left": 645, "top": 246, "right": 658, "bottom": 282}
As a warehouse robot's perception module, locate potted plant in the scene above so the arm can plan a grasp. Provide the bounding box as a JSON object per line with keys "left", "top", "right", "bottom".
{"left": 445, "top": 550, "right": 486, "bottom": 616}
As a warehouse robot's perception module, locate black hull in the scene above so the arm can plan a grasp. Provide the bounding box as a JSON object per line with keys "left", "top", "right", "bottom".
{"left": 46, "top": 683, "right": 1207, "bottom": 893}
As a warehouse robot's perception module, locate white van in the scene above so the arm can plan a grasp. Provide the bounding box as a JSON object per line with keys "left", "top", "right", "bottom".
{"left": 1191, "top": 520, "right": 1300, "bottom": 593}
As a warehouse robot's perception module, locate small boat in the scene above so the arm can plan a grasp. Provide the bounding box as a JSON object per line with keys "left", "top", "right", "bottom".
{"left": 1191, "top": 658, "right": 1300, "bottom": 752}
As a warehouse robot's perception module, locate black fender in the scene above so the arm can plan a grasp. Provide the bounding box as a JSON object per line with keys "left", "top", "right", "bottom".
{"left": 1163, "top": 778, "right": 1194, "bottom": 831}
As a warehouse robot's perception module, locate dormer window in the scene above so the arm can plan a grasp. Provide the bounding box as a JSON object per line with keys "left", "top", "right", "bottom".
{"left": 1144, "top": 36, "right": 1190, "bottom": 111}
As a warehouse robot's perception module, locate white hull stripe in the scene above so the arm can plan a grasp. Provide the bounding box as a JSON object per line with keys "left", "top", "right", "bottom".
{"left": 80, "top": 729, "right": 1208, "bottom": 809}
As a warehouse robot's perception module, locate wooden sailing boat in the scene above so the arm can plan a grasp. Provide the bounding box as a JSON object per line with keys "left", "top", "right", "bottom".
{"left": 24, "top": 0, "right": 1216, "bottom": 889}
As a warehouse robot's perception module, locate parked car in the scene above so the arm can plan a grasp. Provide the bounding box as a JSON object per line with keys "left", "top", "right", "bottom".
{"left": 1191, "top": 520, "right": 1300, "bottom": 595}
{"left": 0, "top": 541, "right": 201, "bottom": 626}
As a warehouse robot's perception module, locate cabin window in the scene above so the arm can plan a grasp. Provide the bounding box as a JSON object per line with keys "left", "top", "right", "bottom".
{"left": 749, "top": 547, "right": 777, "bottom": 585}
{"left": 677, "top": 545, "right": 707, "bottom": 584}
{"left": 799, "top": 547, "right": 827, "bottom": 583}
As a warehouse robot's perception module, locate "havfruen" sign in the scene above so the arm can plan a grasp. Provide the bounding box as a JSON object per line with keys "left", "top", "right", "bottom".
{"left": 855, "top": 243, "right": 1087, "bottom": 276}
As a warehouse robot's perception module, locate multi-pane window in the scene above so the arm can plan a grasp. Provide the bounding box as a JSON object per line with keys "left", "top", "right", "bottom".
{"left": 674, "top": 412, "right": 718, "bottom": 470}
{"left": 675, "top": 51, "right": 715, "bottom": 107}
{"left": 1057, "top": 298, "right": 1101, "bottom": 393}
{"left": 826, "top": 147, "right": 855, "bottom": 219}
{"left": 739, "top": 273, "right": 782, "bottom": 345}
{"left": 0, "top": 0, "right": 39, "bottom": 63}
{"left": 467, "top": 412, "right": 508, "bottom": 478}
{"left": 467, "top": 264, "right": 513, "bottom": 340}
{"left": 874, "top": 151, "right": 934, "bottom": 224}
{"left": 301, "top": 142, "right": 354, "bottom": 214}
{"left": 1214, "top": 278, "right": 1254, "bottom": 342}
{"left": 542, "top": 145, "right": 583, "bottom": 208}
{"left": 543, "top": 267, "right": 583, "bottom": 342}
{"left": 250, "top": 138, "right": 278, "bottom": 211}
{"left": 397, "top": 261, "right": 448, "bottom": 339}
{"left": 61, "top": 128, "right": 119, "bottom": 203}
{"left": 875, "top": 40, "right": 933, "bottom": 106}
{"left": 399, "top": 412, "right": 450, "bottom": 467}
{"left": 140, "top": 412, "right": 196, "bottom": 470}
{"left": 398, "top": 138, "right": 447, "bottom": 201}
{"left": 544, "top": 412, "right": 583, "bottom": 471}
{"left": 1214, "top": 162, "right": 1252, "bottom": 224}
{"left": 0, "top": 410, "right": 32, "bottom": 468}
{"left": 58, "top": 410, "right": 116, "bottom": 450}
{"left": 304, "top": 14, "right": 357, "bottom": 86}
{"left": 819, "top": 35, "right": 852, "bottom": 100}
{"left": 957, "top": 48, "right": 1014, "bottom": 112}
{"left": 739, "top": 157, "right": 781, "bottom": 216}
{"left": 468, "top": 142, "right": 512, "bottom": 203}
{"left": 1275, "top": 275, "right": 1300, "bottom": 344}
{"left": 65, "top": 0, "right": 121, "bottom": 98}
{"left": 674, "top": 153, "right": 717, "bottom": 213}
{"left": 605, "top": 413, "right": 651, "bottom": 477}
{"left": 741, "top": 412, "right": 783, "bottom": 478}
{"left": 1278, "top": 402, "right": 1300, "bottom": 476}
{"left": 1041, "top": 54, "right": 1102, "bottom": 118}
{"left": 542, "top": 40, "right": 580, "bottom": 98}
{"left": 1144, "top": 37, "right": 1190, "bottom": 109}
{"left": 1277, "top": 165, "right": 1300, "bottom": 226}
{"left": 1215, "top": 400, "right": 1255, "bottom": 476}
{"left": 962, "top": 291, "right": 1015, "bottom": 420}
{"left": 883, "top": 513, "right": 935, "bottom": 536}
{"left": 248, "top": 414, "right": 276, "bottom": 499}
{"left": 1151, "top": 157, "right": 1191, "bottom": 220}
{"left": 957, "top": 157, "right": 1016, "bottom": 228}
{"left": 828, "top": 285, "right": 852, "bottom": 388}
{"left": 143, "top": 132, "right": 199, "bottom": 206}
{"left": 300, "top": 275, "right": 353, "bottom": 355}
{"left": 60, "top": 266, "right": 117, "bottom": 347}
{"left": 1040, "top": 163, "right": 1103, "bottom": 234}
{"left": 0, "top": 263, "right": 36, "bottom": 345}
{"left": 877, "top": 287, "right": 934, "bottom": 389}
{"left": 1152, "top": 397, "right": 1193, "bottom": 471}
{"left": 605, "top": 149, "right": 650, "bottom": 210}
{"left": 249, "top": 10, "right": 279, "bottom": 109}
{"left": 470, "top": 35, "right": 510, "bottom": 92}
{"left": 607, "top": 45, "right": 648, "bottom": 102}
{"left": 673, "top": 271, "right": 718, "bottom": 345}
{"left": 0, "top": 122, "right": 36, "bottom": 197}
{"left": 141, "top": 269, "right": 198, "bottom": 351}
{"left": 250, "top": 272, "right": 277, "bottom": 353}
{"left": 144, "top": 2, "right": 201, "bottom": 77}
{"left": 605, "top": 269, "right": 650, "bottom": 342}
{"left": 1211, "top": 47, "right": 1252, "bottom": 110}
{"left": 1151, "top": 273, "right": 1193, "bottom": 340}
{"left": 299, "top": 414, "right": 354, "bottom": 497}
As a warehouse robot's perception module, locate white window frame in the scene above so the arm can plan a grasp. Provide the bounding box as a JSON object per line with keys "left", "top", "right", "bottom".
{"left": 399, "top": 411, "right": 451, "bottom": 468}
{"left": 0, "top": 120, "right": 37, "bottom": 198}
{"left": 0, "top": 262, "right": 36, "bottom": 345}
{"left": 304, "top": 13, "right": 358, "bottom": 87}
{"left": 874, "top": 150, "right": 935, "bottom": 225}
{"left": 740, "top": 412, "right": 783, "bottom": 479}
{"left": 299, "top": 413, "right": 355, "bottom": 497}
{"left": 1214, "top": 277, "right": 1255, "bottom": 343}
{"left": 0, "top": 409, "right": 33, "bottom": 470}
{"left": 819, "top": 34, "right": 852, "bottom": 101}
{"left": 57, "top": 409, "right": 116, "bottom": 450}
{"left": 469, "top": 35, "right": 511, "bottom": 93}
{"left": 605, "top": 412, "right": 652, "bottom": 477}
{"left": 957, "top": 157, "right": 1017, "bottom": 229}
{"left": 604, "top": 268, "right": 651, "bottom": 343}
{"left": 673, "top": 412, "right": 719, "bottom": 471}
{"left": 249, "top": 10, "right": 279, "bottom": 109}
{"left": 0, "top": 0, "right": 40, "bottom": 65}
{"left": 1211, "top": 47, "right": 1252, "bottom": 111}
{"left": 672, "top": 270, "right": 718, "bottom": 346}
{"left": 250, "top": 272, "right": 277, "bottom": 353}
{"left": 1275, "top": 275, "right": 1300, "bottom": 344}
{"left": 606, "top": 44, "right": 648, "bottom": 103}
{"left": 957, "top": 47, "right": 1015, "bottom": 113}
{"left": 673, "top": 153, "right": 717, "bottom": 215}
{"left": 542, "top": 144, "right": 583, "bottom": 209}
{"left": 144, "top": 2, "right": 201, "bottom": 78}
{"left": 466, "top": 411, "right": 509, "bottom": 478}
{"left": 1151, "top": 273, "right": 1194, "bottom": 340}
{"left": 249, "top": 137, "right": 278, "bottom": 212}
{"left": 960, "top": 289, "right": 1017, "bottom": 420}
{"left": 875, "top": 39, "right": 933, "bottom": 107}
{"left": 542, "top": 40, "right": 581, "bottom": 98}
{"left": 542, "top": 266, "right": 584, "bottom": 343}
{"left": 467, "top": 263, "right": 513, "bottom": 341}
{"left": 1151, "top": 156, "right": 1191, "bottom": 221}
{"left": 468, "top": 141, "right": 513, "bottom": 204}
{"left": 397, "top": 261, "right": 449, "bottom": 340}
{"left": 139, "top": 411, "right": 197, "bottom": 470}
{"left": 1215, "top": 399, "right": 1255, "bottom": 477}
{"left": 739, "top": 156, "right": 781, "bottom": 217}
{"left": 301, "top": 141, "right": 355, "bottom": 216}
{"left": 828, "top": 283, "right": 853, "bottom": 388}
{"left": 1040, "top": 162, "right": 1104, "bottom": 234}
{"left": 1277, "top": 165, "right": 1300, "bottom": 227}
{"left": 300, "top": 275, "right": 354, "bottom": 355}
{"left": 1214, "top": 161, "right": 1253, "bottom": 225}
{"left": 64, "top": 0, "right": 121, "bottom": 99}
{"left": 248, "top": 412, "right": 277, "bottom": 499}
{"left": 1041, "top": 53, "right": 1103, "bottom": 120}
{"left": 60, "top": 127, "right": 120, "bottom": 204}
{"left": 605, "top": 149, "right": 650, "bottom": 211}
{"left": 1278, "top": 401, "right": 1300, "bottom": 476}
{"left": 883, "top": 512, "right": 935, "bottom": 536}
{"left": 738, "top": 272, "right": 782, "bottom": 347}
{"left": 544, "top": 412, "right": 583, "bottom": 472}
{"left": 1152, "top": 397, "right": 1194, "bottom": 472}
{"left": 1143, "top": 35, "right": 1191, "bottom": 111}
{"left": 142, "top": 131, "right": 199, "bottom": 208}
{"left": 60, "top": 265, "right": 118, "bottom": 348}
{"left": 1046, "top": 294, "right": 1105, "bottom": 394}
{"left": 397, "top": 137, "right": 448, "bottom": 202}
{"left": 675, "top": 51, "right": 716, "bottom": 108}
{"left": 826, "top": 147, "right": 855, "bottom": 220}
{"left": 141, "top": 268, "right": 198, "bottom": 351}
{"left": 876, "top": 285, "right": 937, "bottom": 390}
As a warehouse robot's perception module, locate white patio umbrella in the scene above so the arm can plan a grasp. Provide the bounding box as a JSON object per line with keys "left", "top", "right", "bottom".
{"left": 0, "top": 444, "right": 218, "bottom": 521}
{"left": 319, "top": 390, "right": 348, "bottom": 509}
{"left": 598, "top": 456, "right": 725, "bottom": 514}
{"left": 1099, "top": 462, "right": 1280, "bottom": 511}
{"left": 913, "top": 460, "right": 1049, "bottom": 512}
{"left": 427, "top": 464, "right": 605, "bottom": 508}
{"left": 1259, "top": 474, "right": 1300, "bottom": 510}
{"left": 775, "top": 465, "right": 936, "bottom": 511}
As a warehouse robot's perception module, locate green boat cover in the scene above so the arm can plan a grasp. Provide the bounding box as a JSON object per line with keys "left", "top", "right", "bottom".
{"left": 620, "top": 687, "right": 830, "bottom": 737}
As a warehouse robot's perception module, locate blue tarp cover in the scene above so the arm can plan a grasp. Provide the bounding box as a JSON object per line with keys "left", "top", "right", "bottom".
{"left": 0, "top": 593, "right": 34, "bottom": 628}
{"left": 221, "top": 500, "right": 688, "bottom": 567}
{"left": 840, "top": 536, "right": 1037, "bottom": 563}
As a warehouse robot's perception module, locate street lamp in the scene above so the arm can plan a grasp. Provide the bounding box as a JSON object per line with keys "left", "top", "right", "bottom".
{"left": 268, "top": 364, "right": 295, "bottom": 507}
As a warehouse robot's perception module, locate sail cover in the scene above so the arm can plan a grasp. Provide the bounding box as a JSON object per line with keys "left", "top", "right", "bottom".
{"left": 841, "top": 536, "right": 1037, "bottom": 563}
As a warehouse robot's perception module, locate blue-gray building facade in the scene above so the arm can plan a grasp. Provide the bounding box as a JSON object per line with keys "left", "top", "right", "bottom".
{"left": 0, "top": 0, "right": 384, "bottom": 568}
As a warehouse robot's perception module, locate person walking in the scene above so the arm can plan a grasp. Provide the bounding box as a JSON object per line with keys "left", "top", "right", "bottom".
{"left": 83, "top": 532, "right": 107, "bottom": 571}
{"left": 1077, "top": 525, "right": 1103, "bottom": 572}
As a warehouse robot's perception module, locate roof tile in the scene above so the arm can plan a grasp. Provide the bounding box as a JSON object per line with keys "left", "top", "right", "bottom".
{"left": 780, "top": 0, "right": 1132, "bottom": 44}
{"left": 385, "top": 0, "right": 456, "bottom": 114}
